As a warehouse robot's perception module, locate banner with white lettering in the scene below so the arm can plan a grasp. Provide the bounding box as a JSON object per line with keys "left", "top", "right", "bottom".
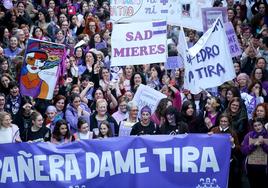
{"left": 111, "top": 21, "right": 167, "bottom": 66}
{"left": 132, "top": 84, "right": 166, "bottom": 115}
{"left": 0, "top": 135, "right": 231, "bottom": 188}
{"left": 110, "top": 0, "right": 212, "bottom": 31}
{"left": 184, "top": 18, "right": 236, "bottom": 94}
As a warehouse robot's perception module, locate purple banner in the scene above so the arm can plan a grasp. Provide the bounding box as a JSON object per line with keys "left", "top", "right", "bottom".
{"left": 165, "top": 56, "right": 184, "bottom": 70}
{"left": 0, "top": 134, "right": 231, "bottom": 188}
{"left": 225, "top": 22, "right": 242, "bottom": 57}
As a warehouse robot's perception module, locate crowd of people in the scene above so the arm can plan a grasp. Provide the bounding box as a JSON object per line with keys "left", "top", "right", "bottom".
{"left": 0, "top": 0, "right": 268, "bottom": 187}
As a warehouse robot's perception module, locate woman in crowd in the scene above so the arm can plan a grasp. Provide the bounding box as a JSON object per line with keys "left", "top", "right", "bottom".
{"left": 118, "top": 101, "right": 139, "bottom": 136}
{"left": 90, "top": 98, "right": 119, "bottom": 136}
{"left": 224, "top": 86, "right": 241, "bottom": 109}
{"left": 203, "top": 96, "right": 222, "bottom": 132}
{"left": 98, "top": 120, "right": 113, "bottom": 139}
{"left": 147, "top": 64, "right": 162, "bottom": 90}
{"left": 83, "top": 16, "right": 100, "bottom": 38}
{"left": 65, "top": 93, "right": 91, "bottom": 133}
{"left": 241, "top": 118, "right": 268, "bottom": 188}
{"left": 89, "top": 33, "right": 107, "bottom": 50}
{"left": 160, "top": 83, "right": 182, "bottom": 112}
{"left": 0, "top": 57, "right": 13, "bottom": 76}
{"left": 53, "top": 95, "right": 67, "bottom": 118}
{"left": 16, "top": 29, "right": 26, "bottom": 50}
{"left": 210, "top": 113, "right": 241, "bottom": 188}
{"left": 252, "top": 103, "right": 268, "bottom": 129}
{"left": 73, "top": 117, "right": 93, "bottom": 140}
{"left": 45, "top": 105, "right": 62, "bottom": 131}
{"left": 159, "top": 106, "right": 188, "bottom": 135}
{"left": 21, "top": 111, "right": 51, "bottom": 142}
{"left": 236, "top": 73, "right": 251, "bottom": 93}
{"left": 225, "top": 97, "right": 248, "bottom": 143}
{"left": 54, "top": 29, "right": 67, "bottom": 44}
{"left": 112, "top": 96, "right": 128, "bottom": 124}
{"left": 79, "top": 51, "right": 97, "bottom": 77}
{"left": 74, "top": 46, "right": 84, "bottom": 66}
{"left": 32, "top": 26, "right": 50, "bottom": 41}
{"left": 151, "top": 98, "right": 172, "bottom": 127}
{"left": 241, "top": 81, "right": 265, "bottom": 120}
{"left": 0, "top": 27, "right": 10, "bottom": 48}
{"left": 120, "top": 65, "right": 135, "bottom": 92}
{"left": 35, "top": 9, "right": 50, "bottom": 34}
{"left": 250, "top": 67, "right": 268, "bottom": 95}
{"left": 90, "top": 87, "right": 118, "bottom": 112}
{"left": 130, "top": 72, "right": 146, "bottom": 94}
{"left": 130, "top": 106, "right": 157, "bottom": 135}
{"left": 0, "top": 73, "right": 14, "bottom": 95}
{"left": 51, "top": 119, "right": 73, "bottom": 144}
{"left": 181, "top": 100, "right": 207, "bottom": 133}
{"left": 99, "top": 67, "right": 111, "bottom": 92}
{"left": 0, "top": 111, "right": 21, "bottom": 143}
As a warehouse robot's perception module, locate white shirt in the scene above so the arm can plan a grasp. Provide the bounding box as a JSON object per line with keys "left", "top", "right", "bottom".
{"left": 0, "top": 127, "right": 13, "bottom": 144}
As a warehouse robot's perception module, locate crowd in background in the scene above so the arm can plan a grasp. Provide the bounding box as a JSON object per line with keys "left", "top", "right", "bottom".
{"left": 0, "top": 0, "right": 268, "bottom": 187}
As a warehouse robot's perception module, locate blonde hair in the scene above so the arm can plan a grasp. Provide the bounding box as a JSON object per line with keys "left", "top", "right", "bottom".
{"left": 96, "top": 98, "right": 107, "bottom": 108}
{"left": 0, "top": 111, "right": 11, "bottom": 127}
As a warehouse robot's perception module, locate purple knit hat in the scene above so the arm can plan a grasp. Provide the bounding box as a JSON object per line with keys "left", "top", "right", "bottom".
{"left": 140, "top": 105, "right": 151, "bottom": 115}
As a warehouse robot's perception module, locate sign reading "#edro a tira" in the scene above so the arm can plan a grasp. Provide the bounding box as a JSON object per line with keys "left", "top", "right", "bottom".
{"left": 0, "top": 135, "right": 230, "bottom": 188}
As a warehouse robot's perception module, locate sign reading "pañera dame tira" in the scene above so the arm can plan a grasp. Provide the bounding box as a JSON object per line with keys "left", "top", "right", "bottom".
{"left": 0, "top": 134, "right": 231, "bottom": 188}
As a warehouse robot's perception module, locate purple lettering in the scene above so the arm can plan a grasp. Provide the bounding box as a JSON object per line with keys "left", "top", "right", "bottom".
{"left": 196, "top": 53, "right": 202, "bottom": 63}
{"left": 140, "top": 46, "right": 148, "bottom": 56}
{"left": 126, "top": 47, "right": 131, "bottom": 56}
{"left": 188, "top": 71, "right": 194, "bottom": 83}
{"left": 157, "top": 44, "right": 165, "bottom": 54}
{"left": 114, "top": 48, "right": 125, "bottom": 57}
{"left": 196, "top": 45, "right": 220, "bottom": 63}
{"left": 207, "top": 65, "right": 217, "bottom": 76}
{"left": 134, "top": 31, "right": 143, "bottom": 41}
{"left": 126, "top": 32, "right": 133, "bottom": 41}
{"left": 149, "top": 45, "right": 157, "bottom": 54}
{"left": 144, "top": 30, "right": 152, "bottom": 40}
{"left": 204, "top": 67, "right": 208, "bottom": 77}
{"left": 131, "top": 47, "right": 139, "bottom": 56}
{"left": 195, "top": 67, "right": 203, "bottom": 79}
{"left": 216, "top": 63, "right": 225, "bottom": 75}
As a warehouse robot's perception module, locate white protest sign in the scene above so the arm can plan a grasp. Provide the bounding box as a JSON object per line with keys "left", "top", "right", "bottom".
{"left": 202, "top": 7, "right": 228, "bottom": 32}
{"left": 132, "top": 84, "right": 166, "bottom": 115}
{"left": 225, "top": 22, "right": 242, "bottom": 57}
{"left": 177, "top": 28, "right": 188, "bottom": 64}
{"left": 111, "top": 21, "right": 167, "bottom": 66}
{"left": 184, "top": 18, "right": 236, "bottom": 94}
{"left": 110, "top": 0, "right": 212, "bottom": 31}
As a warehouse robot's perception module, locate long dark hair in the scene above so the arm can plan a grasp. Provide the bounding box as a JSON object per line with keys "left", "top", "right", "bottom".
{"left": 130, "top": 72, "right": 146, "bottom": 93}
{"left": 155, "top": 98, "right": 172, "bottom": 118}
{"left": 52, "top": 119, "right": 71, "bottom": 141}
{"left": 181, "top": 100, "right": 196, "bottom": 118}
{"left": 98, "top": 120, "right": 113, "bottom": 138}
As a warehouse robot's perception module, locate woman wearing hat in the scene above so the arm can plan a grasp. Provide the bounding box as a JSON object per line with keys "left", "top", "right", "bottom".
{"left": 130, "top": 105, "right": 158, "bottom": 136}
